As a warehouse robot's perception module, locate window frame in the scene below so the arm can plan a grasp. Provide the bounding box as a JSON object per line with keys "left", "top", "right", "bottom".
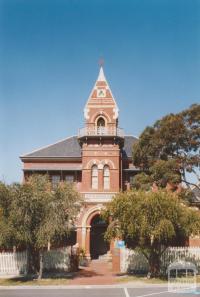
{"left": 91, "top": 165, "right": 98, "bottom": 190}
{"left": 51, "top": 175, "right": 60, "bottom": 189}
{"left": 103, "top": 165, "right": 110, "bottom": 190}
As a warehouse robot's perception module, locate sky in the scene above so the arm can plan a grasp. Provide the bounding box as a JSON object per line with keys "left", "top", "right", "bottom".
{"left": 0, "top": 0, "right": 200, "bottom": 183}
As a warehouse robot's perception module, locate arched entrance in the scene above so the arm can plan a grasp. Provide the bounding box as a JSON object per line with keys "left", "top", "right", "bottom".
{"left": 90, "top": 214, "right": 109, "bottom": 259}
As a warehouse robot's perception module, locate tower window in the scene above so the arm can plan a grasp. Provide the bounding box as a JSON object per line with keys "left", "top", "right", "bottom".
{"left": 103, "top": 165, "right": 110, "bottom": 190}
{"left": 91, "top": 165, "right": 98, "bottom": 189}
{"left": 97, "top": 117, "right": 105, "bottom": 127}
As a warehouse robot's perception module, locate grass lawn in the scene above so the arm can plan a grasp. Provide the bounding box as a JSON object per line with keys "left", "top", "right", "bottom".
{"left": 0, "top": 275, "right": 70, "bottom": 286}
{"left": 0, "top": 274, "right": 199, "bottom": 286}
{"left": 117, "top": 274, "right": 168, "bottom": 284}
{"left": 117, "top": 274, "right": 200, "bottom": 284}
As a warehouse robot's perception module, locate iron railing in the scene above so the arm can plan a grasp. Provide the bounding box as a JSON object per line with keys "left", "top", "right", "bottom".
{"left": 78, "top": 126, "right": 124, "bottom": 138}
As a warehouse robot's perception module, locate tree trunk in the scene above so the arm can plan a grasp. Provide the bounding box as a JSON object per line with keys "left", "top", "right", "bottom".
{"left": 47, "top": 241, "right": 51, "bottom": 251}
{"left": 27, "top": 245, "right": 40, "bottom": 275}
{"left": 38, "top": 251, "right": 43, "bottom": 279}
{"left": 148, "top": 252, "right": 161, "bottom": 278}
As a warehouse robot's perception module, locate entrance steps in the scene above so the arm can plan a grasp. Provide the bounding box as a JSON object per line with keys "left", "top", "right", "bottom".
{"left": 98, "top": 252, "right": 112, "bottom": 262}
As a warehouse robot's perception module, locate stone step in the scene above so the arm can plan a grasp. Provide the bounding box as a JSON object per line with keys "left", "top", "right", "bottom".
{"left": 97, "top": 253, "right": 112, "bottom": 262}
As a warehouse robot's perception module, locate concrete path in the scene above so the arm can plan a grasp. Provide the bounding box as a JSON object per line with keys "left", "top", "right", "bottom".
{"left": 68, "top": 259, "right": 117, "bottom": 285}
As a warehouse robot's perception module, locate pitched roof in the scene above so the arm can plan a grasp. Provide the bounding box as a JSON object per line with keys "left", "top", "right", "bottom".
{"left": 21, "top": 136, "right": 82, "bottom": 159}
{"left": 21, "top": 135, "right": 138, "bottom": 159}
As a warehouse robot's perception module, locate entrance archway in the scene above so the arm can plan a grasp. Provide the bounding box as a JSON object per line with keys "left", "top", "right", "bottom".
{"left": 90, "top": 214, "right": 109, "bottom": 259}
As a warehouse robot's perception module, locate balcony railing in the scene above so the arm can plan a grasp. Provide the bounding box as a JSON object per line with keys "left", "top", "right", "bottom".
{"left": 78, "top": 126, "right": 124, "bottom": 138}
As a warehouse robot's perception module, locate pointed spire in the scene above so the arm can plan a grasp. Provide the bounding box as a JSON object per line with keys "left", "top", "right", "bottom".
{"left": 84, "top": 64, "right": 119, "bottom": 120}
{"left": 97, "top": 66, "right": 106, "bottom": 81}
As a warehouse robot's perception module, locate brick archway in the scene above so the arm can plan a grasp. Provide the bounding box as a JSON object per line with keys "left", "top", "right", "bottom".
{"left": 80, "top": 205, "right": 113, "bottom": 260}
{"left": 83, "top": 207, "right": 102, "bottom": 259}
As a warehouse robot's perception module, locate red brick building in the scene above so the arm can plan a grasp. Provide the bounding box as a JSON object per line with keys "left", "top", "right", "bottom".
{"left": 20, "top": 67, "right": 138, "bottom": 259}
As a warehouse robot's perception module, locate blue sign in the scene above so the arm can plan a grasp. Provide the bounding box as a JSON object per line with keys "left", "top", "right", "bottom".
{"left": 116, "top": 240, "right": 125, "bottom": 248}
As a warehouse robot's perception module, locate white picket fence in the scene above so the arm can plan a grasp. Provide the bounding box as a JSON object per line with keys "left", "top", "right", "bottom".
{"left": 120, "top": 247, "right": 200, "bottom": 274}
{"left": 0, "top": 251, "right": 27, "bottom": 276}
{"left": 0, "top": 247, "right": 73, "bottom": 276}
{"left": 43, "top": 247, "right": 72, "bottom": 272}
{"left": 120, "top": 248, "right": 148, "bottom": 273}
{"left": 161, "top": 247, "right": 200, "bottom": 274}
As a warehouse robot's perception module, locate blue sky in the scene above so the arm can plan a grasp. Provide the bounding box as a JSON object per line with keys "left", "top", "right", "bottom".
{"left": 0, "top": 0, "right": 200, "bottom": 183}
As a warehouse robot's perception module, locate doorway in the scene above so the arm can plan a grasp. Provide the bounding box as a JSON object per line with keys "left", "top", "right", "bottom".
{"left": 90, "top": 214, "right": 109, "bottom": 260}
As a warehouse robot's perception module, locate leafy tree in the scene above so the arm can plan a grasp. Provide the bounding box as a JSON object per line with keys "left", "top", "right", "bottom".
{"left": 103, "top": 190, "right": 200, "bottom": 277}
{"left": 0, "top": 182, "right": 14, "bottom": 249}
{"left": 131, "top": 172, "right": 152, "bottom": 191}
{"left": 132, "top": 104, "right": 200, "bottom": 191}
{"left": 0, "top": 175, "right": 82, "bottom": 278}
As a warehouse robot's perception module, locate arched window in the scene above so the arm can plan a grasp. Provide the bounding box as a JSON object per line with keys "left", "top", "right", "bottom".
{"left": 97, "top": 117, "right": 105, "bottom": 127}
{"left": 97, "top": 117, "right": 106, "bottom": 135}
{"left": 103, "top": 165, "right": 110, "bottom": 190}
{"left": 91, "top": 165, "right": 98, "bottom": 189}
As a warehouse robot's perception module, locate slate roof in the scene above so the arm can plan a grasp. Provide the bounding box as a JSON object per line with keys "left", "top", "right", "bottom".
{"left": 21, "top": 136, "right": 81, "bottom": 159}
{"left": 21, "top": 135, "right": 138, "bottom": 159}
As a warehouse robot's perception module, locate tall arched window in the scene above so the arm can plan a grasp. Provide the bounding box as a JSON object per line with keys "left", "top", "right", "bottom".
{"left": 91, "top": 165, "right": 98, "bottom": 189}
{"left": 97, "top": 117, "right": 106, "bottom": 135}
{"left": 103, "top": 165, "right": 110, "bottom": 190}
{"left": 97, "top": 117, "right": 105, "bottom": 127}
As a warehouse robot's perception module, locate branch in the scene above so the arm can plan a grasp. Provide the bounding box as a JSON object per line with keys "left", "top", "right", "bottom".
{"left": 191, "top": 169, "right": 200, "bottom": 182}
{"left": 140, "top": 249, "right": 149, "bottom": 261}
{"left": 160, "top": 246, "right": 168, "bottom": 256}
{"left": 181, "top": 178, "right": 200, "bottom": 191}
{"left": 181, "top": 168, "right": 191, "bottom": 190}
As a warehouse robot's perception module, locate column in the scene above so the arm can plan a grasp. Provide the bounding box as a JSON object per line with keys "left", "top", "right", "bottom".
{"left": 85, "top": 226, "right": 91, "bottom": 260}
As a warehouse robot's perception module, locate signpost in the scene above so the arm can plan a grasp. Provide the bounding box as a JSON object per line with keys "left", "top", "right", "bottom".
{"left": 116, "top": 240, "right": 125, "bottom": 248}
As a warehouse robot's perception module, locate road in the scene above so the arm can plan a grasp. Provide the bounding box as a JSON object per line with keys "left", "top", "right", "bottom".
{"left": 0, "top": 286, "right": 199, "bottom": 297}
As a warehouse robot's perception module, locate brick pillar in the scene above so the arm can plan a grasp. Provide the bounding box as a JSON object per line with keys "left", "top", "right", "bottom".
{"left": 99, "top": 168, "right": 103, "bottom": 191}
{"left": 85, "top": 227, "right": 91, "bottom": 259}
{"left": 110, "top": 239, "right": 115, "bottom": 253}
{"left": 76, "top": 227, "right": 82, "bottom": 248}
{"left": 112, "top": 248, "right": 121, "bottom": 273}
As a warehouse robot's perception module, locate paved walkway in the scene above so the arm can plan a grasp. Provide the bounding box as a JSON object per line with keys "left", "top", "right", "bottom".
{"left": 68, "top": 259, "right": 118, "bottom": 285}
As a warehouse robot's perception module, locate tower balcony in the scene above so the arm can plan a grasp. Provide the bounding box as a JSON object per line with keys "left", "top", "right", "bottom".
{"left": 78, "top": 126, "right": 125, "bottom": 138}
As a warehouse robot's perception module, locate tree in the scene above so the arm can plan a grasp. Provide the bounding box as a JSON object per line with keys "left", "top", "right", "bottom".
{"left": 132, "top": 104, "right": 200, "bottom": 191}
{"left": 0, "top": 182, "right": 15, "bottom": 249}
{"left": 0, "top": 175, "right": 82, "bottom": 278}
{"left": 103, "top": 190, "right": 200, "bottom": 277}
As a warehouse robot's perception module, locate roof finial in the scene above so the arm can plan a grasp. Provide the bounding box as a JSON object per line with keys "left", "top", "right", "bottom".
{"left": 98, "top": 57, "right": 104, "bottom": 67}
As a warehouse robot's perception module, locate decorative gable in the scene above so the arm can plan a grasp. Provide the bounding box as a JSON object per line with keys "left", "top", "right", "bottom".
{"left": 84, "top": 67, "right": 119, "bottom": 125}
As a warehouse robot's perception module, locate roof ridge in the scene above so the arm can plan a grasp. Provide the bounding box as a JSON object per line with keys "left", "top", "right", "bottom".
{"left": 20, "top": 135, "right": 77, "bottom": 158}
{"left": 124, "top": 134, "right": 139, "bottom": 139}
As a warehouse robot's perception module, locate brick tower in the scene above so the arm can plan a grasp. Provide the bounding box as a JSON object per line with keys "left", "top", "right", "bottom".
{"left": 77, "top": 66, "right": 124, "bottom": 259}
{"left": 78, "top": 66, "right": 124, "bottom": 193}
